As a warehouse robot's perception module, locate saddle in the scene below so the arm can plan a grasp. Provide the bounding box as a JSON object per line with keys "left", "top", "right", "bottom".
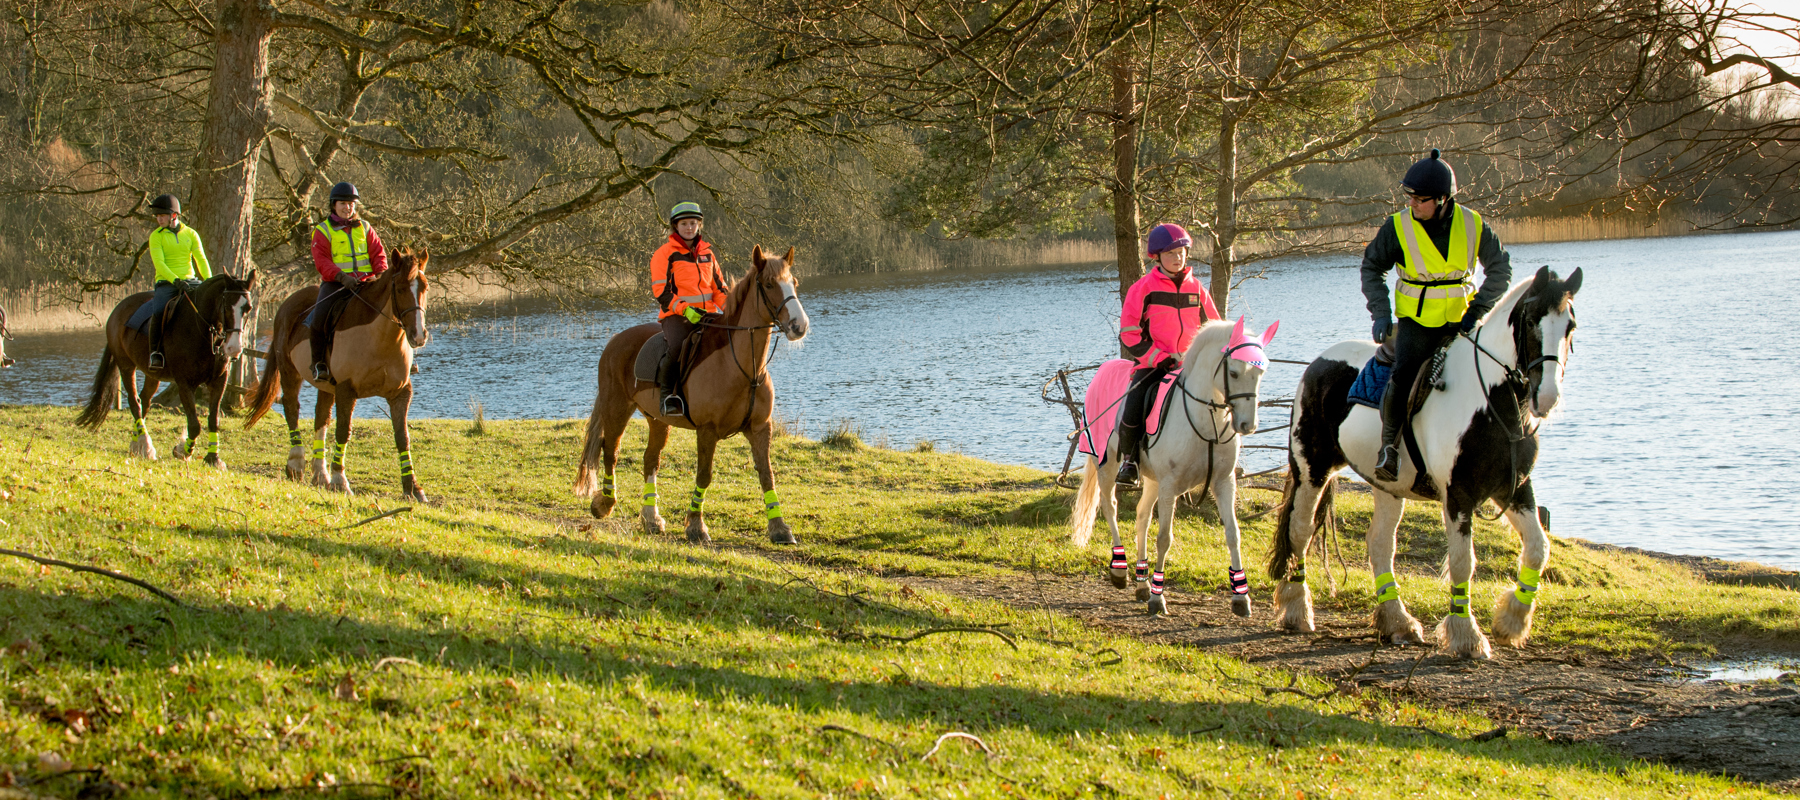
{"left": 632, "top": 327, "right": 703, "bottom": 388}
{"left": 126, "top": 281, "right": 197, "bottom": 333}
{"left": 1076, "top": 359, "right": 1183, "bottom": 465}
{"left": 308, "top": 287, "right": 357, "bottom": 362}
{"left": 1347, "top": 338, "right": 1454, "bottom": 496}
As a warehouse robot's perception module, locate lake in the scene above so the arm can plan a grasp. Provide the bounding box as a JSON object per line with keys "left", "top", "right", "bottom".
{"left": 5, "top": 230, "right": 1798, "bottom": 569}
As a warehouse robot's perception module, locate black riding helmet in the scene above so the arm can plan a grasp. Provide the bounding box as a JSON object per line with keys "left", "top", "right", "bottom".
{"left": 329, "top": 182, "right": 360, "bottom": 203}
{"left": 150, "top": 194, "right": 180, "bottom": 215}
{"left": 1401, "top": 148, "right": 1456, "bottom": 199}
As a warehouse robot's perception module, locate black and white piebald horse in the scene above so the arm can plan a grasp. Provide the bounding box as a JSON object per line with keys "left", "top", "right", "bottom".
{"left": 1268, "top": 266, "right": 1581, "bottom": 658}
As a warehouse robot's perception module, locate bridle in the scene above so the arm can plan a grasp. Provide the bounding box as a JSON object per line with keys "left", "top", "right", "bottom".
{"left": 1167, "top": 342, "right": 1262, "bottom": 446}
{"left": 210, "top": 288, "right": 254, "bottom": 355}
{"left": 698, "top": 263, "right": 794, "bottom": 429}
{"left": 1463, "top": 292, "right": 1574, "bottom": 512}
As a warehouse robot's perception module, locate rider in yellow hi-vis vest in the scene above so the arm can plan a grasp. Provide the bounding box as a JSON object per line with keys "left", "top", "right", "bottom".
{"left": 1360, "top": 149, "right": 1513, "bottom": 483}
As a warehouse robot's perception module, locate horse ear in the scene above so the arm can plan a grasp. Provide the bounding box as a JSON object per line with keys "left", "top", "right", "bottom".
{"left": 1230, "top": 316, "right": 1246, "bottom": 340}
{"left": 1532, "top": 265, "right": 1552, "bottom": 296}
{"left": 1260, "top": 320, "right": 1278, "bottom": 344}
{"left": 1563, "top": 267, "right": 1582, "bottom": 296}
{"left": 245, "top": 269, "right": 258, "bottom": 290}
{"left": 752, "top": 244, "right": 765, "bottom": 269}
{"left": 783, "top": 246, "right": 795, "bottom": 266}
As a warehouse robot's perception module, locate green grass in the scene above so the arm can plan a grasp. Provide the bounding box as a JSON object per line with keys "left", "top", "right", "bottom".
{"left": 0, "top": 404, "right": 1788, "bottom": 797}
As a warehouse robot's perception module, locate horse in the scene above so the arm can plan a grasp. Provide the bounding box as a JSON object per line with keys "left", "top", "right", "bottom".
{"left": 1268, "top": 266, "right": 1581, "bottom": 658}
{"left": 76, "top": 272, "right": 258, "bottom": 466}
{"left": 574, "top": 245, "right": 810, "bottom": 545}
{"left": 0, "top": 305, "right": 13, "bottom": 367}
{"left": 244, "top": 248, "right": 431, "bottom": 501}
{"left": 1070, "top": 317, "right": 1279, "bottom": 616}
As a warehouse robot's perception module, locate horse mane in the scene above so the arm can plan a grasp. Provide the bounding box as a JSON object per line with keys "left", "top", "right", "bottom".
{"left": 1180, "top": 319, "right": 1238, "bottom": 370}
{"left": 724, "top": 248, "right": 795, "bottom": 326}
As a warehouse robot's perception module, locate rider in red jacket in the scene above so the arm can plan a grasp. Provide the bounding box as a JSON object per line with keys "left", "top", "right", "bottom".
{"left": 1114, "top": 223, "right": 1219, "bottom": 488}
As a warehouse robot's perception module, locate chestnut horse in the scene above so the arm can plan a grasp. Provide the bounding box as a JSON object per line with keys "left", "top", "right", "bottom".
{"left": 76, "top": 272, "right": 258, "bottom": 466}
{"left": 574, "top": 245, "right": 810, "bottom": 544}
{"left": 244, "top": 249, "right": 430, "bottom": 501}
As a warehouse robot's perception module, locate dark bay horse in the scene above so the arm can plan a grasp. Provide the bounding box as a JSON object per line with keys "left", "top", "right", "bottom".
{"left": 76, "top": 272, "right": 259, "bottom": 467}
{"left": 574, "top": 245, "right": 810, "bottom": 544}
{"left": 1269, "top": 266, "right": 1581, "bottom": 658}
{"left": 245, "top": 249, "right": 430, "bottom": 501}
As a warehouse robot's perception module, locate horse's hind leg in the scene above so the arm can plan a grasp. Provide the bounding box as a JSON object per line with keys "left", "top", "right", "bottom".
{"left": 201, "top": 376, "right": 227, "bottom": 470}
{"left": 389, "top": 383, "right": 425, "bottom": 503}
{"left": 1274, "top": 478, "right": 1328, "bottom": 633}
{"left": 125, "top": 364, "right": 158, "bottom": 460}
{"left": 683, "top": 429, "right": 719, "bottom": 545}
{"left": 1145, "top": 482, "right": 1178, "bottom": 616}
{"left": 1131, "top": 485, "right": 1156, "bottom": 602}
{"left": 584, "top": 391, "right": 634, "bottom": 520}
{"left": 309, "top": 389, "right": 333, "bottom": 485}
{"left": 171, "top": 384, "right": 200, "bottom": 461}
{"left": 1100, "top": 460, "right": 1129, "bottom": 589}
{"left": 1435, "top": 492, "right": 1492, "bottom": 659}
{"left": 1492, "top": 479, "right": 1547, "bottom": 647}
{"left": 1211, "top": 461, "right": 1252, "bottom": 618}
{"left": 640, "top": 419, "right": 670, "bottom": 536}
{"left": 748, "top": 420, "right": 796, "bottom": 545}
{"left": 1369, "top": 489, "right": 1425, "bottom": 645}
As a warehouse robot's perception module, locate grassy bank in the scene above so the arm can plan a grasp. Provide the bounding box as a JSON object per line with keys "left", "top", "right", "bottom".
{"left": 1, "top": 405, "right": 1792, "bottom": 797}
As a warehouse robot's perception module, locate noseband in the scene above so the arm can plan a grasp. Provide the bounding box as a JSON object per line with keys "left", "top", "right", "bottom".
{"left": 209, "top": 288, "right": 254, "bottom": 356}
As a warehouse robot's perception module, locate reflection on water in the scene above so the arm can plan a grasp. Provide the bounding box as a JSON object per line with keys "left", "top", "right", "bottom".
{"left": 4, "top": 231, "right": 1799, "bottom": 569}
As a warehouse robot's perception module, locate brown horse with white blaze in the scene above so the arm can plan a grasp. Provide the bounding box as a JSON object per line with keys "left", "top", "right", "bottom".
{"left": 244, "top": 248, "right": 430, "bottom": 501}
{"left": 575, "top": 245, "right": 810, "bottom": 544}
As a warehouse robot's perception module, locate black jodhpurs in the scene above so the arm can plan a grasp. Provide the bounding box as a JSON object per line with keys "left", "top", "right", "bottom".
{"left": 1386, "top": 317, "right": 1458, "bottom": 401}
{"left": 658, "top": 315, "right": 696, "bottom": 390}
{"left": 1116, "top": 363, "right": 1173, "bottom": 460}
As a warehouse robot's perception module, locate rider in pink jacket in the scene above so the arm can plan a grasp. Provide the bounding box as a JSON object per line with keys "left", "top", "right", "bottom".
{"left": 1114, "top": 223, "right": 1219, "bottom": 488}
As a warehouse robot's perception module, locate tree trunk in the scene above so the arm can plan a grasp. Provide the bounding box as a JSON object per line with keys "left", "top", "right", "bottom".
{"left": 1109, "top": 49, "right": 1142, "bottom": 314}
{"left": 1211, "top": 104, "right": 1238, "bottom": 316}
{"left": 188, "top": 0, "right": 274, "bottom": 278}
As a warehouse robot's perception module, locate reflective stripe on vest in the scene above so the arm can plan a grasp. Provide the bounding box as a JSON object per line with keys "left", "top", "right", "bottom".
{"left": 1393, "top": 205, "right": 1480, "bottom": 327}
{"left": 315, "top": 221, "right": 374, "bottom": 274}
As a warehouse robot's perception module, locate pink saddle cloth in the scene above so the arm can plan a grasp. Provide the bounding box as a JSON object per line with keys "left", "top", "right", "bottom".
{"left": 1077, "top": 359, "right": 1181, "bottom": 466}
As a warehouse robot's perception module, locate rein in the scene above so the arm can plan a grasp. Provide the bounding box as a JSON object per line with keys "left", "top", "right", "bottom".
{"left": 1461, "top": 297, "right": 1564, "bottom": 510}
{"left": 697, "top": 267, "right": 790, "bottom": 430}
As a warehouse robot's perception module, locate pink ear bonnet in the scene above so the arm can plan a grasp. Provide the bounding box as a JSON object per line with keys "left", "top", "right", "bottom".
{"left": 1222, "top": 317, "right": 1279, "bottom": 367}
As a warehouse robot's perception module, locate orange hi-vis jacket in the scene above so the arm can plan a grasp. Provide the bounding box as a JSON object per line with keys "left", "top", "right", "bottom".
{"left": 651, "top": 234, "right": 727, "bottom": 319}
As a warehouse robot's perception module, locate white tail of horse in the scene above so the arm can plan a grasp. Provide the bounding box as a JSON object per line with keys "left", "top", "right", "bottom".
{"left": 1069, "top": 454, "right": 1102, "bottom": 547}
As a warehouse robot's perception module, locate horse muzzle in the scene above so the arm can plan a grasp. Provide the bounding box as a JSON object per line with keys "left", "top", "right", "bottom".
{"left": 783, "top": 313, "right": 809, "bottom": 341}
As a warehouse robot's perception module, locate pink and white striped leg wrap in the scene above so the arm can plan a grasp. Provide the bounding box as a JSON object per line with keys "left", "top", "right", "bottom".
{"left": 1134, "top": 560, "right": 1149, "bottom": 583}
{"left": 1229, "top": 568, "right": 1250, "bottom": 595}
{"left": 1110, "top": 545, "right": 1127, "bottom": 572}
{"left": 1150, "top": 571, "right": 1165, "bottom": 596}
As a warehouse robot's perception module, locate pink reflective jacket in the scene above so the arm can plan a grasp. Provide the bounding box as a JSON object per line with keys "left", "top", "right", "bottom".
{"left": 1119, "top": 267, "right": 1218, "bottom": 369}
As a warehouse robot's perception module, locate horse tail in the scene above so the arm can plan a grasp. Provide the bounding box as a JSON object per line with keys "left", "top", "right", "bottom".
{"left": 243, "top": 318, "right": 286, "bottom": 429}
{"left": 1265, "top": 455, "right": 1303, "bottom": 580}
{"left": 1069, "top": 454, "right": 1101, "bottom": 547}
{"left": 75, "top": 347, "right": 119, "bottom": 430}
{"left": 572, "top": 388, "right": 609, "bottom": 498}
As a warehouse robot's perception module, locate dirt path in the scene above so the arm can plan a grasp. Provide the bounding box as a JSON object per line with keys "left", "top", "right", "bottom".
{"left": 900, "top": 570, "right": 1800, "bottom": 791}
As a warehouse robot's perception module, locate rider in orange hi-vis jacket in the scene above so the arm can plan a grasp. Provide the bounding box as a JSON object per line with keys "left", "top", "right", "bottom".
{"left": 650, "top": 202, "right": 726, "bottom": 416}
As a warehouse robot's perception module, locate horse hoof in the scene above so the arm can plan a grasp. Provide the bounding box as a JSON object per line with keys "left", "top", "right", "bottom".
{"left": 205, "top": 455, "right": 227, "bottom": 471}
{"left": 1231, "top": 595, "right": 1253, "bottom": 618}
{"left": 1147, "top": 595, "right": 1168, "bottom": 616}
{"left": 768, "top": 520, "right": 797, "bottom": 545}
{"left": 641, "top": 509, "right": 666, "bottom": 537}
{"left": 405, "top": 489, "right": 429, "bottom": 504}
{"left": 590, "top": 494, "right": 617, "bottom": 520}
{"left": 1135, "top": 585, "right": 1151, "bottom": 602}
{"left": 685, "top": 524, "right": 711, "bottom": 545}
{"left": 1108, "top": 570, "right": 1129, "bottom": 589}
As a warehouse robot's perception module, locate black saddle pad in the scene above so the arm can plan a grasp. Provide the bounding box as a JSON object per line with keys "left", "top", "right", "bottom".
{"left": 634, "top": 335, "right": 667, "bottom": 383}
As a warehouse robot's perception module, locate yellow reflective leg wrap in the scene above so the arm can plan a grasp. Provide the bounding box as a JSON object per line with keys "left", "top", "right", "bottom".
{"left": 133, "top": 418, "right": 147, "bottom": 437}
{"left": 764, "top": 489, "right": 782, "bottom": 520}
{"left": 330, "top": 441, "right": 348, "bottom": 469}
{"left": 1450, "top": 581, "right": 1471, "bottom": 618}
{"left": 601, "top": 474, "right": 615, "bottom": 499}
{"left": 288, "top": 429, "right": 303, "bottom": 448}
{"left": 313, "top": 438, "right": 326, "bottom": 463}
{"left": 1374, "top": 571, "right": 1400, "bottom": 604}
{"left": 688, "top": 486, "right": 706, "bottom": 514}
{"left": 642, "top": 476, "right": 658, "bottom": 509}
{"left": 1514, "top": 566, "right": 1541, "bottom": 606}
{"left": 398, "top": 450, "right": 413, "bottom": 478}
{"left": 207, "top": 431, "right": 219, "bottom": 456}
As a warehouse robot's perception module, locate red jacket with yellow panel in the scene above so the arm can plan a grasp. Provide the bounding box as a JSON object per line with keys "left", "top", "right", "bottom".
{"left": 650, "top": 234, "right": 727, "bottom": 320}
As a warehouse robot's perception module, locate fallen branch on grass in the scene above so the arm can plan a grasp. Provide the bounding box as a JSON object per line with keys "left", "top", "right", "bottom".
{"left": 339, "top": 507, "right": 412, "bottom": 530}
{"left": 1262, "top": 674, "right": 1336, "bottom": 702}
{"left": 818, "top": 724, "right": 905, "bottom": 755}
{"left": 921, "top": 731, "right": 993, "bottom": 761}
{"left": 372, "top": 657, "right": 422, "bottom": 672}
{"left": 0, "top": 547, "right": 182, "bottom": 605}
{"left": 865, "top": 626, "right": 1018, "bottom": 651}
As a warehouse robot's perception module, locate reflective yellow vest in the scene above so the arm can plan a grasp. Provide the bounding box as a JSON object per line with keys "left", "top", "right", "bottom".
{"left": 314, "top": 220, "right": 376, "bottom": 274}
{"left": 1392, "top": 204, "right": 1481, "bottom": 327}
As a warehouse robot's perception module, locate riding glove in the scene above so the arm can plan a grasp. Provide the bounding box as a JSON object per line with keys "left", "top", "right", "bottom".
{"left": 337, "top": 272, "right": 363, "bottom": 287}
{"left": 1158, "top": 356, "right": 1180, "bottom": 371}
{"left": 1371, "top": 317, "right": 1393, "bottom": 342}
{"left": 682, "top": 307, "right": 702, "bottom": 324}
{"left": 1459, "top": 305, "right": 1490, "bottom": 334}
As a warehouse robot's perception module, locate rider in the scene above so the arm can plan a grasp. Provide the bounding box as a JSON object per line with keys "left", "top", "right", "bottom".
{"left": 650, "top": 201, "right": 727, "bottom": 417}
{"left": 308, "top": 181, "right": 389, "bottom": 383}
{"left": 1362, "top": 148, "right": 1513, "bottom": 482}
{"left": 1114, "top": 223, "right": 1219, "bottom": 489}
{"left": 140, "top": 194, "right": 213, "bottom": 370}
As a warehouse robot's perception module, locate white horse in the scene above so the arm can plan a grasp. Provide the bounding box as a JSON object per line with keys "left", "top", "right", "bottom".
{"left": 1071, "top": 317, "right": 1278, "bottom": 616}
{"left": 1269, "top": 266, "right": 1581, "bottom": 658}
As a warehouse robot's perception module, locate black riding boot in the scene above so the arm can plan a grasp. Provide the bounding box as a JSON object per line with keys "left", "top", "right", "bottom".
{"left": 147, "top": 312, "right": 166, "bottom": 370}
{"left": 1373, "top": 381, "right": 1403, "bottom": 483}
{"left": 657, "top": 355, "right": 685, "bottom": 417}
{"left": 309, "top": 326, "right": 332, "bottom": 383}
{"left": 1114, "top": 422, "right": 1144, "bottom": 489}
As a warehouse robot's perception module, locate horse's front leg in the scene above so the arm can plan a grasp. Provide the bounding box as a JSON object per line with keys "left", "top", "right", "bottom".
{"left": 1368, "top": 489, "right": 1425, "bottom": 645}
{"left": 1274, "top": 477, "right": 1328, "bottom": 634}
{"left": 309, "top": 388, "right": 334, "bottom": 486}
{"left": 1436, "top": 491, "right": 1491, "bottom": 659}
{"left": 327, "top": 391, "right": 357, "bottom": 495}
{"left": 280, "top": 367, "right": 308, "bottom": 480}
{"left": 1211, "top": 463, "right": 1252, "bottom": 618}
{"left": 125, "top": 364, "right": 158, "bottom": 460}
{"left": 171, "top": 384, "right": 200, "bottom": 461}
{"left": 1131, "top": 485, "right": 1157, "bottom": 601}
{"left": 640, "top": 420, "right": 670, "bottom": 536}
{"left": 684, "top": 429, "right": 720, "bottom": 545}
{"left": 748, "top": 422, "right": 795, "bottom": 545}
{"left": 1492, "top": 479, "right": 1547, "bottom": 647}
{"left": 202, "top": 375, "right": 227, "bottom": 470}
{"left": 389, "top": 384, "right": 425, "bottom": 502}
{"left": 1145, "top": 481, "right": 1179, "bottom": 616}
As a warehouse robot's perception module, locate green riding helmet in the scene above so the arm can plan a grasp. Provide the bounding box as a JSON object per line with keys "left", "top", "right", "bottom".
{"left": 669, "top": 202, "right": 704, "bottom": 225}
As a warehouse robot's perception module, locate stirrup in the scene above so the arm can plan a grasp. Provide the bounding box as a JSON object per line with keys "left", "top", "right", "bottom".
{"left": 148, "top": 351, "right": 165, "bottom": 370}
{"left": 1373, "top": 444, "right": 1400, "bottom": 483}
{"left": 1114, "top": 458, "right": 1141, "bottom": 489}
{"left": 660, "top": 394, "right": 686, "bottom": 417}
